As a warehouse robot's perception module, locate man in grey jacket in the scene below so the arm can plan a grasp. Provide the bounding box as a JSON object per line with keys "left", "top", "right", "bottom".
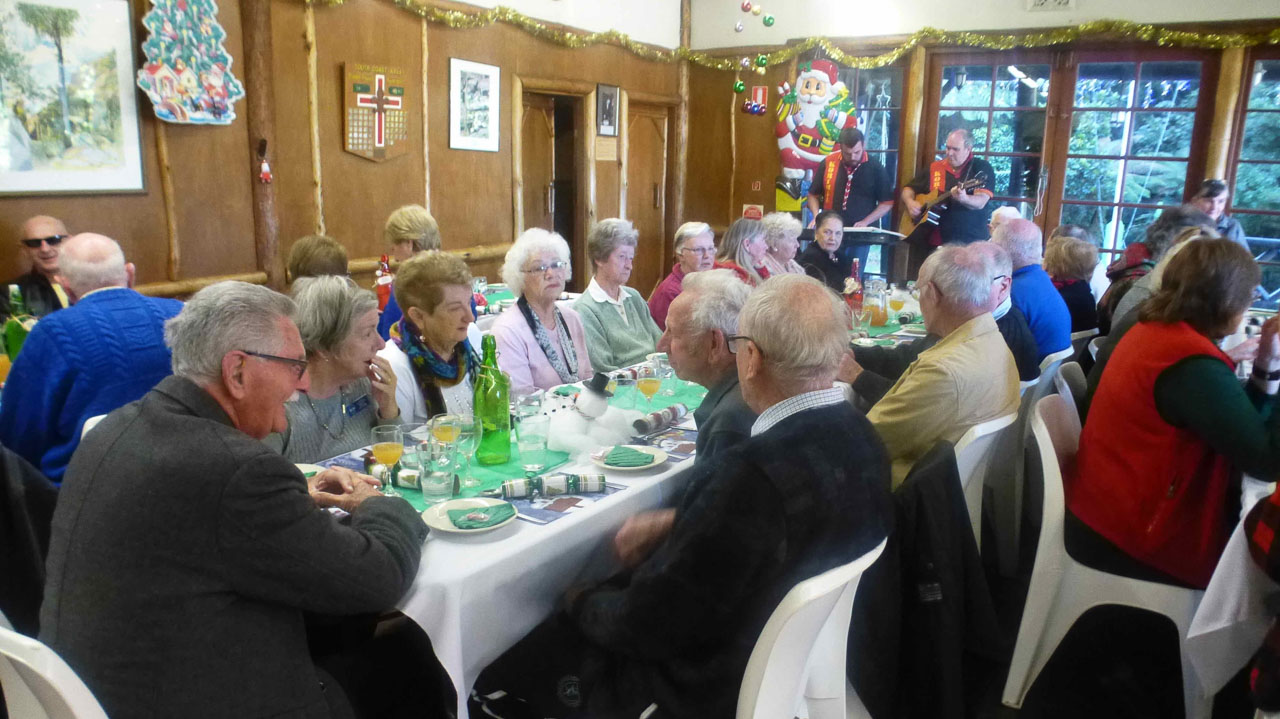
{"left": 40, "top": 281, "right": 429, "bottom": 718}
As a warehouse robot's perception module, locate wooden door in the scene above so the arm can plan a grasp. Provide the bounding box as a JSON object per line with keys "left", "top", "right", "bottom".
{"left": 521, "top": 93, "right": 556, "bottom": 232}
{"left": 626, "top": 103, "right": 669, "bottom": 298}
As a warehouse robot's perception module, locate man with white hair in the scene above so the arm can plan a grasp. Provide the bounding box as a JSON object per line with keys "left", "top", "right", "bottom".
{"left": 992, "top": 218, "right": 1071, "bottom": 362}
{"left": 40, "top": 280, "right": 428, "bottom": 718}
{"left": 4, "top": 214, "right": 70, "bottom": 317}
{"left": 988, "top": 205, "right": 1022, "bottom": 236}
{"left": 655, "top": 268, "right": 756, "bottom": 462}
{"left": 0, "top": 233, "right": 182, "bottom": 481}
{"left": 867, "top": 244, "right": 1020, "bottom": 485}
{"left": 474, "top": 275, "right": 893, "bottom": 719}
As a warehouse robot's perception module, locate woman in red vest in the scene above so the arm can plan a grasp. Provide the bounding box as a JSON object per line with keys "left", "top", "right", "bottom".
{"left": 1069, "top": 238, "right": 1275, "bottom": 589}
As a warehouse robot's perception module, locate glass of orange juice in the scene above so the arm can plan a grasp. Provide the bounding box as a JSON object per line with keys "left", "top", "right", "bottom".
{"left": 636, "top": 363, "right": 661, "bottom": 409}
{"left": 371, "top": 425, "right": 404, "bottom": 496}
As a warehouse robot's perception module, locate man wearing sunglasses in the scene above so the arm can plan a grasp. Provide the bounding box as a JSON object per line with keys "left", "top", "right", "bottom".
{"left": 4, "top": 215, "right": 70, "bottom": 318}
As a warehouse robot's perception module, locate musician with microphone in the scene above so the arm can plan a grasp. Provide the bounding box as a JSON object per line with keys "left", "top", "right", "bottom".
{"left": 901, "top": 128, "right": 994, "bottom": 248}
{"left": 806, "top": 126, "right": 895, "bottom": 274}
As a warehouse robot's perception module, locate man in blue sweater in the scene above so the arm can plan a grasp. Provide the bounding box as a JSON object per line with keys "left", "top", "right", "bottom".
{"left": 993, "top": 218, "right": 1071, "bottom": 363}
{"left": 0, "top": 233, "right": 182, "bottom": 481}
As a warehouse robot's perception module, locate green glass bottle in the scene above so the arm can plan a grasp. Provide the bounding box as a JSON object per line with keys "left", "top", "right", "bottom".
{"left": 474, "top": 334, "right": 511, "bottom": 465}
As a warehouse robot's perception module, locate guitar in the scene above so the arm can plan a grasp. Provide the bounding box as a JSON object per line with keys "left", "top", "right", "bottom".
{"left": 898, "top": 176, "right": 985, "bottom": 245}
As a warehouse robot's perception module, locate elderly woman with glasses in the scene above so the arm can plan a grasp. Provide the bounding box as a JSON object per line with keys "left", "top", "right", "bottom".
{"left": 378, "top": 251, "right": 478, "bottom": 425}
{"left": 649, "top": 221, "right": 716, "bottom": 331}
{"left": 572, "top": 218, "right": 663, "bottom": 372}
{"left": 265, "top": 276, "right": 400, "bottom": 463}
{"left": 492, "top": 229, "right": 593, "bottom": 395}
{"left": 760, "top": 212, "right": 805, "bottom": 277}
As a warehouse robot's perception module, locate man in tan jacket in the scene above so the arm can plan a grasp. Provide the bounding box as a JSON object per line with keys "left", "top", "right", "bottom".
{"left": 866, "top": 243, "right": 1020, "bottom": 485}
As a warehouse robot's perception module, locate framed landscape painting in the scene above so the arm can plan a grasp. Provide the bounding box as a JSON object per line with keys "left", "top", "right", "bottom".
{"left": 0, "top": 0, "right": 144, "bottom": 194}
{"left": 449, "top": 58, "right": 499, "bottom": 152}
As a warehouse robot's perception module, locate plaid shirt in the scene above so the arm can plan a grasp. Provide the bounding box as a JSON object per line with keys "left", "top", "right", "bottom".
{"left": 1246, "top": 491, "right": 1280, "bottom": 710}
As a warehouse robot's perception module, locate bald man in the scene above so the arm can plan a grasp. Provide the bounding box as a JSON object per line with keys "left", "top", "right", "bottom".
{"left": 4, "top": 215, "right": 70, "bottom": 318}
{"left": 0, "top": 234, "right": 182, "bottom": 482}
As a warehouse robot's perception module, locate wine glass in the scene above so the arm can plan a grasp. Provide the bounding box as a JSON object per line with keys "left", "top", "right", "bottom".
{"left": 636, "top": 363, "right": 661, "bottom": 410}
{"left": 654, "top": 354, "right": 676, "bottom": 397}
{"left": 455, "top": 413, "right": 482, "bottom": 488}
{"left": 853, "top": 308, "right": 871, "bottom": 339}
{"left": 371, "top": 425, "right": 403, "bottom": 497}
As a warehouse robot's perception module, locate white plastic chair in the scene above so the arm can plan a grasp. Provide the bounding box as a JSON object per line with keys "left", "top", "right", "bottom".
{"left": 80, "top": 415, "right": 106, "bottom": 439}
{"left": 1088, "top": 335, "right": 1104, "bottom": 361}
{"left": 737, "top": 538, "right": 887, "bottom": 719}
{"left": 0, "top": 626, "right": 108, "bottom": 719}
{"left": 1001, "top": 395, "right": 1209, "bottom": 719}
{"left": 954, "top": 412, "right": 1018, "bottom": 548}
{"left": 1054, "top": 361, "right": 1087, "bottom": 423}
{"left": 1070, "top": 328, "right": 1100, "bottom": 355}
{"left": 1039, "top": 347, "right": 1074, "bottom": 374}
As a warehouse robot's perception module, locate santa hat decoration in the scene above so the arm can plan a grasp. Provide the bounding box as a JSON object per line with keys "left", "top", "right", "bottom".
{"left": 802, "top": 59, "right": 840, "bottom": 86}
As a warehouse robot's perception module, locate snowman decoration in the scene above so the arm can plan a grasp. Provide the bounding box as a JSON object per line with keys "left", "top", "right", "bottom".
{"left": 542, "top": 373, "right": 643, "bottom": 457}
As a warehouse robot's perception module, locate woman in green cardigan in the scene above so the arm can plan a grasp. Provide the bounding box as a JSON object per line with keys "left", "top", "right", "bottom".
{"left": 572, "top": 218, "right": 664, "bottom": 372}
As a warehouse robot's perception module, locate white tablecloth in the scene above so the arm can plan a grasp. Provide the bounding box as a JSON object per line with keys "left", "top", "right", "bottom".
{"left": 1187, "top": 478, "right": 1279, "bottom": 694}
{"left": 397, "top": 453, "right": 693, "bottom": 719}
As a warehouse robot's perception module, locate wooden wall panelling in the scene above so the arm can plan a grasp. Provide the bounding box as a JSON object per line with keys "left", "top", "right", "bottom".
{"left": 313, "top": 0, "right": 426, "bottom": 259}
{"left": 684, "top": 64, "right": 732, "bottom": 230}
{"left": 511, "top": 76, "right": 526, "bottom": 236}
{"left": 670, "top": 0, "right": 690, "bottom": 248}
{"left": 243, "top": 0, "right": 285, "bottom": 288}
{"left": 731, "top": 64, "right": 786, "bottom": 221}
{"left": 269, "top": 0, "right": 318, "bottom": 261}
{"left": 620, "top": 91, "right": 630, "bottom": 221}
{"left": 305, "top": 2, "right": 326, "bottom": 235}
{"left": 1206, "top": 46, "right": 1246, "bottom": 180}
{"left": 153, "top": 124, "right": 180, "bottom": 281}
{"left": 578, "top": 88, "right": 598, "bottom": 291}
{"left": 421, "top": 17, "right": 431, "bottom": 212}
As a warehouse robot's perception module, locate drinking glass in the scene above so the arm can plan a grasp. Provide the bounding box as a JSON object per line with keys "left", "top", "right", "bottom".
{"left": 455, "top": 413, "right": 482, "bottom": 488}
{"left": 516, "top": 414, "right": 550, "bottom": 476}
{"left": 371, "top": 425, "right": 403, "bottom": 497}
{"left": 853, "top": 308, "right": 871, "bottom": 338}
{"left": 473, "top": 276, "right": 489, "bottom": 295}
{"left": 613, "top": 375, "right": 636, "bottom": 410}
{"left": 398, "top": 423, "right": 426, "bottom": 471}
{"left": 636, "top": 363, "right": 661, "bottom": 409}
{"left": 428, "top": 414, "right": 461, "bottom": 475}
{"left": 654, "top": 355, "right": 676, "bottom": 397}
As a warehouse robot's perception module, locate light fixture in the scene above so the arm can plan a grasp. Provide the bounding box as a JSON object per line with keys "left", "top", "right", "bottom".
{"left": 1255, "top": 65, "right": 1267, "bottom": 88}
{"left": 955, "top": 67, "right": 967, "bottom": 88}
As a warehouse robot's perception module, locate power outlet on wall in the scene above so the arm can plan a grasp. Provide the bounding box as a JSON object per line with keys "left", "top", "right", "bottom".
{"left": 1025, "top": 0, "right": 1075, "bottom": 10}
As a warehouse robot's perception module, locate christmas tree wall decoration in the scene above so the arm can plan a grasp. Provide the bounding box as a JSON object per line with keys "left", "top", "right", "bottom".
{"left": 136, "top": 0, "right": 244, "bottom": 125}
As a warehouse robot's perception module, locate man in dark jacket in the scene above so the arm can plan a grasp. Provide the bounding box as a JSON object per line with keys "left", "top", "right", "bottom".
{"left": 40, "top": 281, "right": 428, "bottom": 719}
{"left": 477, "top": 275, "right": 893, "bottom": 718}
{"left": 3, "top": 215, "right": 69, "bottom": 317}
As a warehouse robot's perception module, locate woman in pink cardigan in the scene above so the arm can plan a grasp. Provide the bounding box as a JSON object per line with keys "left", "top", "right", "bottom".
{"left": 491, "top": 228, "right": 594, "bottom": 395}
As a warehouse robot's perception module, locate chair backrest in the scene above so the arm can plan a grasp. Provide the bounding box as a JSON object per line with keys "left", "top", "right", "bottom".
{"left": 737, "top": 538, "right": 888, "bottom": 719}
{"left": 1028, "top": 394, "right": 1082, "bottom": 564}
{"left": 1054, "top": 361, "right": 1088, "bottom": 424}
{"left": 1088, "top": 335, "right": 1104, "bottom": 360}
{"left": 1039, "top": 347, "right": 1074, "bottom": 375}
{"left": 80, "top": 415, "right": 106, "bottom": 439}
{"left": 1070, "top": 328, "right": 1100, "bottom": 355}
{"left": 0, "top": 626, "right": 108, "bottom": 719}
{"left": 954, "top": 412, "right": 1019, "bottom": 541}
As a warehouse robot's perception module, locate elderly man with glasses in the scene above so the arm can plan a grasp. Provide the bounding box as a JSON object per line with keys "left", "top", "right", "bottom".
{"left": 5, "top": 214, "right": 71, "bottom": 318}
{"left": 40, "top": 280, "right": 432, "bottom": 719}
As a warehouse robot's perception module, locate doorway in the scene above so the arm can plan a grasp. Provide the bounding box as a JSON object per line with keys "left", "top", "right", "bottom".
{"left": 625, "top": 102, "right": 671, "bottom": 298}
{"left": 520, "top": 92, "right": 582, "bottom": 290}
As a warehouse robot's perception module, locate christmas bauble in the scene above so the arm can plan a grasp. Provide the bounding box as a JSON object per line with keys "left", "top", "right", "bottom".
{"left": 740, "top": 1, "right": 751, "bottom": 11}
{"left": 752, "top": 5, "right": 763, "bottom": 15}
{"left": 754, "top": 66, "right": 766, "bottom": 75}
{"left": 754, "top": 54, "right": 768, "bottom": 67}
{"left": 733, "top": 80, "right": 746, "bottom": 93}
{"left": 734, "top": 21, "right": 744, "bottom": 32}
{"left": 763, "top": 14, "right": 775, "bottom": 26}
{"left": 740, "top": 57, "right": 751, "bottom": 69}
{"left": 742, "top": 100, "right": 753, "bottom": 113}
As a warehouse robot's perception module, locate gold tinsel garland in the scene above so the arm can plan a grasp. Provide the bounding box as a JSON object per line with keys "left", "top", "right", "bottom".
{"left": 306, "top": 0, "right": 1280, "bottom": 70}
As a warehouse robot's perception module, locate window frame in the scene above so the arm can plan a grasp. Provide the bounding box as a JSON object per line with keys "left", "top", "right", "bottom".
{"left": 1227, "top": 45, "right": 1280, "bottom": 307}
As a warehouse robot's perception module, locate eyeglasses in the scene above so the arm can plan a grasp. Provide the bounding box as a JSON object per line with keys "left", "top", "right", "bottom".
{"left": 991, "top": 274, "right": 1009, "bottom": 283}
{"left": 20, "top": 235, "right": 67, "bottom": 248}
{"left": 725, "top": 334, "right": 757, "bottom": 355}
{"left": 682, "top": 246, "right": 716, "bottom": 255}
{"left": 522, "top": 261, "right": 569, "bottom": 274}
{"left": 242, "top": 350, "right": 309, "bottom": 380}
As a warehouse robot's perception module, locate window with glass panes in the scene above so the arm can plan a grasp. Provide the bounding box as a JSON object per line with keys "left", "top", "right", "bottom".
{"left": 1232, "top": 53, "right": 1280, "bottom": 306}
{"left": 933, "top": 61, "right": 1051, "bottom": 218}
{"left": 1058, "top": 60, "right": 1207, "bottom": 252}
{"left": 834, "top": 63, "right": 903, "bottom": 230}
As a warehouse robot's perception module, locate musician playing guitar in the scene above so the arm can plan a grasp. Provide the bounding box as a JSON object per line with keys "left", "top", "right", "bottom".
{"left": 901, "top": 128, "right": 995, "bottom": 247}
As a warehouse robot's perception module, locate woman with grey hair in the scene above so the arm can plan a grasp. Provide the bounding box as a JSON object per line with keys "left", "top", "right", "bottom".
{"left": 378, "top": 204, "right": 443, "bottom": 340}
{"left": 760, "top": 212, "right": 805, "bottom": 276}
{"left": 715, "top": 218, "right": 771, "bottom": 286}
{"left": 649, "top": 221, "right": 716, "bottom": 330}
{"left": 265, "top": 275, "right": 400, "bottom": 463}
{"left": 572, "top": 218, "right": 663, "bottom": 372}
{"left": 492, "top": 228, "right": 593, "bottom": 394}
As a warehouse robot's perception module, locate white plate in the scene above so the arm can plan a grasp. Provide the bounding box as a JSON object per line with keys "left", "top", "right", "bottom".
{"left": 485, "top": 283, "right": 509, "bottom": 291}
{"left": 422, "top": 497, "right": 519, "bottom": 535}
{"left": 295, "top": 463, "right": 327, "bottom": 478}
{"left": 590, "top": 444, "right": 669, "bottom": 472}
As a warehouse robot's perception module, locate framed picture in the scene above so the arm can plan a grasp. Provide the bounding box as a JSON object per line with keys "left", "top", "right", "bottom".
{"left": 596, "top": 84, "right": 619, "bottom": 137}
{"left": 0, "top": 0, "right": 144, "bottom": 194}
{"left": 449, "top": 58, "right": 499, "bottom": 152}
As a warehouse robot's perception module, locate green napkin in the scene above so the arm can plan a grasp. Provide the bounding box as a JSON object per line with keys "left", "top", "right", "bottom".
{"left": 446, "top": 502, "right": 516, "bottom": 529}
{"left": 553, "top": 385, "right": 577, "bottom": 397}
{"left": 604, "top": 446, "right": 655, "bottom": 468}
